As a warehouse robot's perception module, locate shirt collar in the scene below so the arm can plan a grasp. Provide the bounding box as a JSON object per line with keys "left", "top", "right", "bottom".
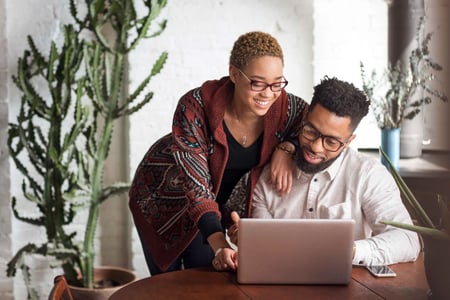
{"left": 325, "top": 148, "right": 346, "bottom": 180}
{"left": 295, "top": 148, "right": 348, "bottom": 180}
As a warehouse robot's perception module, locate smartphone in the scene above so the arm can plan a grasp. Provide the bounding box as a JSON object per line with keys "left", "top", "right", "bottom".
{"left": 366, "top": 265, "right": 397, "bottom": 277}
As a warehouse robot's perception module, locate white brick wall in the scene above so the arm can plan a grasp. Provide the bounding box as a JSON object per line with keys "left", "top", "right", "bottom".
{"left": 0, "top": 0, "right": 12, "bottom": 298}
{"left": 2, "top": 0, "right": 448, "bottom": 299}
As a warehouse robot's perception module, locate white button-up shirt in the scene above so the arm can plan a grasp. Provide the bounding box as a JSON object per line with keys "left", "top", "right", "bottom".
{"left": 252, "top": 147, "right": 421, "bottom": 266}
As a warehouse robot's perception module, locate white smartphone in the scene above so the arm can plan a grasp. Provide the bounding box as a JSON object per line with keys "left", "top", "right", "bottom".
{"left": 366, "top": 265, "right": 397, "bottom": 277}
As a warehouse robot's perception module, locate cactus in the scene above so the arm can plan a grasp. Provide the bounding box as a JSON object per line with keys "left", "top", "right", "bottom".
{"left": 7, "top": 0, "right": 168, "bottom": 297}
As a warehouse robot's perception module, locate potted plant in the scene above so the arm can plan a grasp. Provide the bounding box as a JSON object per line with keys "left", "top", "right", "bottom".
{"left": 380, "top": 148, "right": 450, "bottom": 300}
{"left": 6, "top": 0, "right": 168, "bottom": 299}
{"left": 360, "top": 16, "right": 447, "bottom": 167}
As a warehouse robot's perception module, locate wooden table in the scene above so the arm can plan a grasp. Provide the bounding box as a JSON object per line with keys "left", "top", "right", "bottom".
{"left": 109, "top": 254, "right": 429, "bottom": 299}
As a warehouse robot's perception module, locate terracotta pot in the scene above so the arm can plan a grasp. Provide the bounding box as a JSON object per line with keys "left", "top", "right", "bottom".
{"left": 422, "top": 236, "right": 450, "bottom": 300}
{"left": 68, "top": 266, "right": 136, "bottom": 300}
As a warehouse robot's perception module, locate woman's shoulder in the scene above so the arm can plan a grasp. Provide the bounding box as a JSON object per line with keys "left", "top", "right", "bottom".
{"left": 178, "top": 77, "right": 230, "bottom": 107}
{"left": 283, "top": 92, "right": 309, "bottom": 120}
{"left": 286, "top": 92, "right": 308, "bottom": 106}
{"left": 286, "top": 92, "right": 306, "bottom": 101}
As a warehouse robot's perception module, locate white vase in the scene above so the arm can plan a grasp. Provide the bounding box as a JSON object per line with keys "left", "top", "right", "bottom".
{"left": 400, "top": 110, "right": 424, "bottom": 158}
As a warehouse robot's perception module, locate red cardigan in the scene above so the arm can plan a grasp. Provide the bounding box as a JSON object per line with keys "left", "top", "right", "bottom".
{"left": 129, "top": 77, "right": 308, "bottom": 271}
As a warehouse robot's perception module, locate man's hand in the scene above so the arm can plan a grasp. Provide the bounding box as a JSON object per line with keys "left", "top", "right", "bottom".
{"left": 227, "top": 211, "right": 240, "bottom": 246}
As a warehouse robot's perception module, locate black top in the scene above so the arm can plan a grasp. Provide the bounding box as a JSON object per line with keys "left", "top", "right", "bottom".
{"left": 198, "top": 121, "right": 263, "bottom": 239}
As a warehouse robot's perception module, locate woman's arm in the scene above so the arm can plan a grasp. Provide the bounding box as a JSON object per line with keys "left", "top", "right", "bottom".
{"left": 268, "top": 94, "right": 308, "bottom": 195}
{"left": 171, "top": 90, "right": 218, "bottom": 219}
{"left": 171, "top": 89, "right": 236, "bottom": 269}
{"left": 269, "top": 141, "right": 296, "bottom": 195}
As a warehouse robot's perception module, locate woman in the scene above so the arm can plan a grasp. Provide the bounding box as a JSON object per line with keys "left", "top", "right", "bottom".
{"left": 129, "top": 31, "right": 308, "bottom": 274}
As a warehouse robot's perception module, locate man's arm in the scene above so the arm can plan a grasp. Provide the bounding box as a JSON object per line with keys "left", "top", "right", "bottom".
{"left": 353, "top": 164, "right": 421, "bottom": 266}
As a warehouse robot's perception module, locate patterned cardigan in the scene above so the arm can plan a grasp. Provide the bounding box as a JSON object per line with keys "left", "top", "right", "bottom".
{"left": 129, "top": 77, "right": 308, "bottom": 271}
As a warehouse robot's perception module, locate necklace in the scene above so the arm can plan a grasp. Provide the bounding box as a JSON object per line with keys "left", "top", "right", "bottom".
{"left": 241, "top": 135, "right": 247, "bottom": 146}
{"left": 232, "top": 105, "right": 248, "bottom": 146}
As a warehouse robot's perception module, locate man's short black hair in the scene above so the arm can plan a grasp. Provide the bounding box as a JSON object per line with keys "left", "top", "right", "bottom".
{"left": 310, "top": 76, "right": 370, "bottom": 131}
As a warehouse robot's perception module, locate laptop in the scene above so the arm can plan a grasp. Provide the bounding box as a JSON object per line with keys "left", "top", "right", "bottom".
{"left": 237, "top": 218, "right": 355, "bottom": 285}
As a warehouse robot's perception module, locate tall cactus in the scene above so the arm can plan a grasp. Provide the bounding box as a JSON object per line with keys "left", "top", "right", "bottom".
{"left": 7, "top": 24, "right": 88, "bottom": 298}
{"left": 7, "top": 0, "right": 168, "bottom": 297}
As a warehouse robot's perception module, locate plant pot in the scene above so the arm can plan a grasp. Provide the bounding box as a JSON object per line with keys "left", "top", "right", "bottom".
{"left": 422, "top": 236, "right": 450, "bottom": 300}
{"left": 400, "top": 112, "right": 424, "bottom": 158}
{"left": 60, "top": 266, "right": 136, "bottom": 300}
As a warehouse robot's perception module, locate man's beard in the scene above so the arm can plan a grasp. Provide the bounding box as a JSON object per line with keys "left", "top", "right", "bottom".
{"left": 294, "top": 146, "right": 341, "bottom": 174}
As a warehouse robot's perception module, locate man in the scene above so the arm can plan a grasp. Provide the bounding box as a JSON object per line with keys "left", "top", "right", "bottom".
{"left": 231, "top": 76, "right": 420, "bottom": 266}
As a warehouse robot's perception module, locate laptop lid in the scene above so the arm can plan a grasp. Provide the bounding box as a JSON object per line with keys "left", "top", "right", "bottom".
{"left": 237, "top": 218, "right": 355, "bottom": 285}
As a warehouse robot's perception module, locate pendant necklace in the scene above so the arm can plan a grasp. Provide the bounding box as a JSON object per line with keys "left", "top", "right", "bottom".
{"left": 241, "top": 134, "right": 247, "bottom": 146}
{"left": 233, "top": 106, "right": 248, "bottom": 146}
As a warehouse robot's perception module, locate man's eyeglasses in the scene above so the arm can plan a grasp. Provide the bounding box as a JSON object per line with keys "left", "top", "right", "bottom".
{"left": 301, "top": 123, "right": 349, "bottom": 152}
{"left": 238, "top": 69, "right": 288, "bottom": 92}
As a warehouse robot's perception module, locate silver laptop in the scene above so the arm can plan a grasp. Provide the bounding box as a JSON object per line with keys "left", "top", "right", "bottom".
{"left": 237, "top": 218, "right": 355, "bottom": 285}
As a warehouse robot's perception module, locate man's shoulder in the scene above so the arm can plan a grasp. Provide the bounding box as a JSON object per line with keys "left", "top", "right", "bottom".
{"left": 338, "top": 148, "right": 395, "bottom": 190}
{"left": 342, "top": 148, "right": 385, "bottom": 172}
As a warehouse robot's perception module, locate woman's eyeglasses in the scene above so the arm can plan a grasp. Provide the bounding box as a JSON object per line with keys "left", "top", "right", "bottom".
{"left": 238, "top": 69, "right": 288, "bottom": 92}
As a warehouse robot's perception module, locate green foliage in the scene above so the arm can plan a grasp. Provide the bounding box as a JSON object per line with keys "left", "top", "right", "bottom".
{"left": 7, "top": 25, "right": 87, "bottom": 294}
{"left": 360, "top": 16, "right": 447, "bottom": 129}
{"left": 380, "top": 148, "right": 450, "bottom": 241}
{"left": 7, "top": 0, "right": 168, "bottom": 297}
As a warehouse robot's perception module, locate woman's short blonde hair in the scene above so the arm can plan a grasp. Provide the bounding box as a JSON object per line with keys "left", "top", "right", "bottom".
{"left": 229, "top": 31, "right": 284, "bottom": 69}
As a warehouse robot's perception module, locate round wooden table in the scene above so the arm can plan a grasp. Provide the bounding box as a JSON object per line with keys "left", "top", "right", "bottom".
{"left": 108, "top": 256, "right": 429, "bottom": 300}
{"left": 109, "top": 268, "right": 250, "bottom": 300}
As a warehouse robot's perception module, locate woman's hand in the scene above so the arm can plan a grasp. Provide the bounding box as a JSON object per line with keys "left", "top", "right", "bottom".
{"left": 208, "top": 232, "right": 238, "bottom": 271}
{"left": 211, "top": 247, "right": 238, "bottom": 271}
{"left": 269, "top": 142, "right": 295, "bottom": 196}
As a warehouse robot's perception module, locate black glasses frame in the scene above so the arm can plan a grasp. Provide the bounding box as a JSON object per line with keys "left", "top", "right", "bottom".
{"left": 301, "top": 123, "right": 348, "bottom": 152}
{"left": 238, "top": 69, "right": 288, "bottom": 92}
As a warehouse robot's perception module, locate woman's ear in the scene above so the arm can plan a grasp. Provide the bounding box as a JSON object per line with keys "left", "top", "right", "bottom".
{"left": 229, "top": 65, "right": 238, "bottom": 83}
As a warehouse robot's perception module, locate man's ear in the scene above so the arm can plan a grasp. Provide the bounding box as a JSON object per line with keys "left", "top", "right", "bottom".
{"left": 344, "top": 134, "right": 356, "bottom": 148}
